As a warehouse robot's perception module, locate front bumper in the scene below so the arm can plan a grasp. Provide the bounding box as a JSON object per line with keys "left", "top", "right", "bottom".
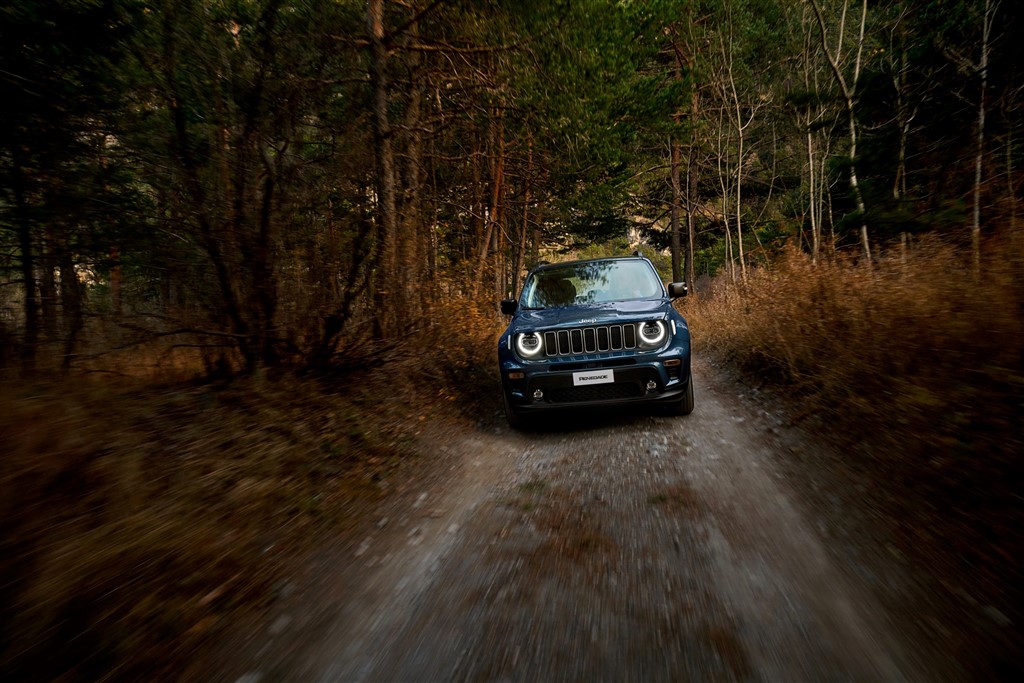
{"left": 500, "top": 354, "right": 690, "bottom": 413}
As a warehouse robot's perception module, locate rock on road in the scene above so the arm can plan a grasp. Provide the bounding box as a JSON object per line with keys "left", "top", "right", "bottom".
{"left": 228, "top": 359, "right": 933, "bottom": 682}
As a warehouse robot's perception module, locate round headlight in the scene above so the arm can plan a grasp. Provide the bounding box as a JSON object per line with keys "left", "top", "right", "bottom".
{"left": 516, "top": 332, "right": 544, "bottom": 358}
{"left": 638, "top": 320, "right": 667, "bottom": 347}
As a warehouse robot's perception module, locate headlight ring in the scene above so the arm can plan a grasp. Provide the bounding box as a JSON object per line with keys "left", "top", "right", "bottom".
{"left": 515, "top": 332, "right": 544, "bottom": 358}
{"left": 638, "top": 320, "right": 667, "bottom": 347}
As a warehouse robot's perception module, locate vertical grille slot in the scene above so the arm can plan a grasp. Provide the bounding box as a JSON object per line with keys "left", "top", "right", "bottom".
{"left": 610, "top": 326, "right": 623, "bottom": 350}
{"left": 570, "top": 329, "right": 584, "bottom": 354}
{"left": 544, "top": 331, "right": 557, "bottom": 354}
{"left": 557, "top": 330, "right": 570, "bottom": 355}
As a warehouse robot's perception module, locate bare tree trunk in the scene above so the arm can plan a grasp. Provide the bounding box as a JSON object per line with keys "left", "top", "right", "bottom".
{"left": 255, "top": 170, "right": 278, "bottom": 365}
{"left": 11, "top": 150, "right": 38, "bottom": 373}
{"left": 848, "top": 106, "right": 871, "bottom": 264}
{"left": 493, "top": 218, "right": 503, "bottom": 304}
{"left": 40, "top": 228, "right": 57, "bottom": 340}
{"left": 807, "top": 127, "right": 820, "bottom": 264}
{"left": 892, "top": 38, "right": 912, "bottom": 203}
{"left": 735, "top": 129, "right": 746, "bottom": 281}
{"left": 402, "top": 14, "right": 427, "bottom": 309}
{"left": 110, "top": 246, "right": 123, "bottom": 316}
{"left": 475, "top": 111, "right": 504, "bottom": 298}
{"left": 367, "top": 0, "right": 401, "bottom": 337}
{"left": 798, "top": 2, "right": 835, "bottom": 265}
{"left": 726, "top": 64, "right": 749, "bottom": 282}
{"left": 427, "top": 131, "right": 439, "bottom": 283}
{"left": 810, "top": 0, "right": 872, "bottom": 265}
{"left": 670, "top": 137, "right": 684, "bottom": 282}
{"left": 1006, "top": 103, "right": 1019, "bottom": 243}
{"left": 685, "top": 124, "right": 698, "bottom": 292}
{"left": 826, "top": 175, "right": 838, "bottom": 258}
{"left": 716, "top": 104, "right": 736, "bottom": 283}
{"left": 57, "top": 229, "right": 83, "bottom": 373}
{"left": 972, "top": 0, "right": 998, "bottom": 277}
{"left": 512, "top": 134, "right": 532, "bottom": 298}
{"left": 669, "top": 49, "right": 685, "bottom": 283}
{"left": 469, "top": 144, "right": 484, "bottom": 297}
{"left": 891, "top": 24, "right": 915, "bottom": 274}
{"left": 724, "top": 216, "right": 735, "bottom": 283}
{"left": 669, "top": 36, "right": 698, "bottom": 291}
{"left": 531, "top": 202, "right": 542, "bottom": 269}
{"left": 718, "top": 9, "right": 768, "bottom": 282}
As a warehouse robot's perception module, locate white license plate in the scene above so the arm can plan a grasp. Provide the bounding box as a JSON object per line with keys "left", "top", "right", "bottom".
{"left": 572, "top": 369, "right": 615, "bottom": 386}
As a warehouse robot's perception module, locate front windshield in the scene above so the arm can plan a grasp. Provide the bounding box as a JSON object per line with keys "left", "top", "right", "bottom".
{"left": 521, "top": 260, "right": 663, "bottom": 309}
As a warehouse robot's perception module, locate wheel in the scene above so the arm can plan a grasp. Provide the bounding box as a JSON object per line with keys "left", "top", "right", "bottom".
{"left": 667, "top": 377, "right": 694, "bottom": 416}
{"left": 503, "top": 391, "right": 526, "bottom": 429}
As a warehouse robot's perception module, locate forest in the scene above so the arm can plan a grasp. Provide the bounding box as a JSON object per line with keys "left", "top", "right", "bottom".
{"left": 2, "top": 0, "right": 1020, "bottom": 373}
{"left": 2, "top": 0, "right": 1022, "bottom": 680}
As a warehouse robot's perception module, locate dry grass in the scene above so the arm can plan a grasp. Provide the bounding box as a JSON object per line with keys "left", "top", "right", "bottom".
{"left": 689, "top": 238, "right": 1024, "bottom": 455}
{"left": 0, "top": 290, "right": 505, "bottom": 682}
{"left": 414, "top": 293, "right": 505, "bottom": 416}
{"left": 686, "top": 237, "right": 1024, "bottom": 656}
{"left": 0, "top": 369, "right": 428, "bottom": 681}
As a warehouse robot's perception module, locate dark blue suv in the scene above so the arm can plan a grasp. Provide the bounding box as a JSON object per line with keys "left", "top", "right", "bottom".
{"left": 498, "top": 254, "right": 692, "bottom": 428}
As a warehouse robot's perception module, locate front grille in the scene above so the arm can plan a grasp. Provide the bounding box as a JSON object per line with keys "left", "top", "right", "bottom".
{"left": 543, "top": 323, "right": 638, "bottom": 357}
{"left": 548, "top": 383, "right": 642, "bottom": 403}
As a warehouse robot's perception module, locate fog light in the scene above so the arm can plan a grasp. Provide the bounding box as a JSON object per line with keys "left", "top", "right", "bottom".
{"left": 533, "top": 389, "right": 544, "bottom": 400}
{"left": 646, "top": 380, "right": 658, "bottom": 392}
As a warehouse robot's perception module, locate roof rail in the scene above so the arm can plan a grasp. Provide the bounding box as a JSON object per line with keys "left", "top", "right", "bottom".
{"left": 633, "top": 249, "right": 643, "bottom": 257}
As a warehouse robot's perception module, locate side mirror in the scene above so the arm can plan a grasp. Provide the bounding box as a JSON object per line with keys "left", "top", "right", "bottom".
{"left": 500, "top": 299, "right": 518, "bottom": 315}
{"left": 668, "top": 282, "right": 688, "bottom": 298}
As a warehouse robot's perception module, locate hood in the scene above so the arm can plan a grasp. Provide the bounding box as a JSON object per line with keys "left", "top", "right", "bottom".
{"left": 513, "top": 299, "right": 672, "bottom": 330}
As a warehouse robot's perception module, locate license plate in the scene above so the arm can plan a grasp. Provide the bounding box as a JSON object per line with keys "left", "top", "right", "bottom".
{"left": 572, "top": 369, "right": 615, "bottom": 386}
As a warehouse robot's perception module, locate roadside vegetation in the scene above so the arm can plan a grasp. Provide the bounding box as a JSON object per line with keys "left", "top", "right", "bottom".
{"left": 0, "top": 297, "right": 500, "bottom": 682}
{"left": 687, "top": 237, "right": 1024, "bottom": 675}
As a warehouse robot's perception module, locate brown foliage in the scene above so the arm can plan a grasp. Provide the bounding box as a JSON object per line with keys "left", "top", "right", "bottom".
{"left": 0, "top": 373, "right": 421, "bottom": 682}
{"left": 0, "top": 285, "right": 504, "bottom": 681}
{"left": 690, "top": 239, "right": 1024, "bottom": 454}
{"left": 687, "top": 237, "right": 1024, "bottom": 670}
{"left": 410, "top": 291, "right": 505, "bottom": 416}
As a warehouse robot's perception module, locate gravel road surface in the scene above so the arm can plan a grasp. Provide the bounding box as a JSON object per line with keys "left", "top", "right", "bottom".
{"left": 224, "top": 359, "right": 935, "bottom": 682}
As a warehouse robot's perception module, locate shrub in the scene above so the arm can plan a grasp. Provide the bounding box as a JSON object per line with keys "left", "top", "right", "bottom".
{"left": 687, "top": 237, "right": 1024, "bottom": 663}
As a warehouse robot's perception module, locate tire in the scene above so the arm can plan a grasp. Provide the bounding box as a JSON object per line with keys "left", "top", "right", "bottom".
{"left": 503, "top": 391, "right": 526, "bottom": 429}
{"left": 667, "top": 376, "right": 694, "bottom": 416}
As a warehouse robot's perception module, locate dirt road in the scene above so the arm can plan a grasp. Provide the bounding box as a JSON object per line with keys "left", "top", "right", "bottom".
{"left": 220, "top": 359, "right": 939, "bottom": 682}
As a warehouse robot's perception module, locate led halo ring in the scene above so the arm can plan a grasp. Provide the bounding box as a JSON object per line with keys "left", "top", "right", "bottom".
{"left": 516, "top": 332, "right": 544, "bottom": 358}
{"left": 638, "top": 320, "right": 667, "bottom": 347}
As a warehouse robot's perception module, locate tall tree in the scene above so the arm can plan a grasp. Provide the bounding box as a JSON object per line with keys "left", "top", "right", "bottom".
{"left": 0, "top": 0, "right": 137, "bottom": 373}
{"left": 808, "top": 0, "right": 873, "bottom": 264}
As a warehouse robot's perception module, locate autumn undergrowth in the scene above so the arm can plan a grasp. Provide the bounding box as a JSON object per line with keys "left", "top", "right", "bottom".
{"left": 691, "top": 238, "right": 1024, "bottom": 456}
{"left": 0, "top": 296, "right": 502, "bottom": 681}
{"left": 413, "top": 291, "right": 505, "bottom": 417}
{"left": 687, "top": 236, "right": 1024, "bottom": 642}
